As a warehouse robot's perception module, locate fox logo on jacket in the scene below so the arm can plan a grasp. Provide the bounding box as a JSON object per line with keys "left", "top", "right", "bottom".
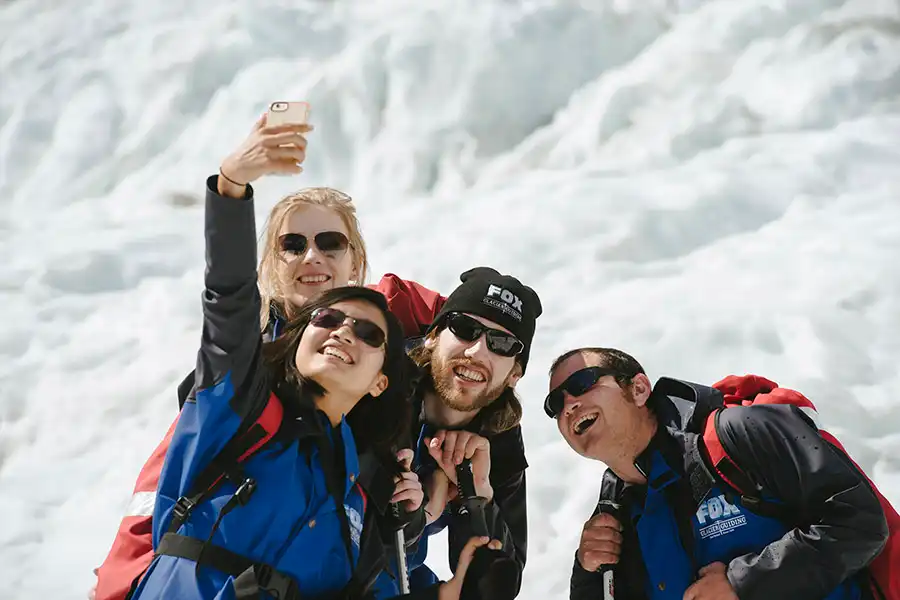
{"left": 345, "top": 504, "right": 363, "bottom": 548}
{"left": 695, "top": 494, "right": 746, "bottom": 540}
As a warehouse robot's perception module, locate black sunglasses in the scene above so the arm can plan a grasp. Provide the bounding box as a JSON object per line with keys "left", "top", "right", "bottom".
{"left": 445, "top": 312, "right": 523, "bottom": 358}
{"left": 544, "top": 366, "right": 620, "bottom": 419}
{"left": 309, "top": 307, "right": 386, "bottom": 348}
{"left": 279, "top": 231, "right": 350, "bottom": 258}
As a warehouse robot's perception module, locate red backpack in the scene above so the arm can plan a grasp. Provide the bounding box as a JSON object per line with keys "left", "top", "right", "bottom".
{"left": 703, "top": 374, "right": 899, "bottom": 600}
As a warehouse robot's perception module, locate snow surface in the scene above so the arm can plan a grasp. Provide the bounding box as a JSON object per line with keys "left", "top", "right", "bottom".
{"left": 2, "top": 0, "right": 899, "bottom": 597}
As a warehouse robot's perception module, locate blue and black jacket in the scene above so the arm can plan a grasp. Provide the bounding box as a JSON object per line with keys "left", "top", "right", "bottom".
{"left": 570, "top": 380, "right": 888, "bottom": 600}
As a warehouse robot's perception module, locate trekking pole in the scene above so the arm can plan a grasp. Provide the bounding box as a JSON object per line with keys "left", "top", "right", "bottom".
{"left": 596, "top": 499, "right": 622, "bottom": 600}
{"left": 454, "top": 459, "right": 489, "bottom": 536}
{"left": 391, "top": 502, "right": 411, "bottom": 594}
{"left": 455, "top": 459, "right": 519, "bottom": 600}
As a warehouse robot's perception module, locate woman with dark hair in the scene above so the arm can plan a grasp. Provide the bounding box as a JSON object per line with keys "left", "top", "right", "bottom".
{"left": 124, "top": 157, "right": 495, "bottom": 599}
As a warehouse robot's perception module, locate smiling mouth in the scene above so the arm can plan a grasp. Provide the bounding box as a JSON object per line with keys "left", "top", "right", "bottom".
{"left": 453, "top": 365, "right": 486, "bottom": 383}
{"left": 320, "top": 346, "right": 353, "bottom": 365}
{"left": 573, "top": 413, "right": 598, "bottom": 436}
{"left": 297, "top": 275, "right": 331, "bottom": 285}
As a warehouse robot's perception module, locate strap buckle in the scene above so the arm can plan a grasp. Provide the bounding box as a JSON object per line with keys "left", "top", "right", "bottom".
{"left": 234, "top": 478, "right": 257, "bottom": 506}
{"left": 172, "top": 496, "right": 195, "bottom": 522}
{"left": 255, "top": 563, "right": 300, "bottom": 600}
{"left": 739, "top": 495, "right": 761, "bottom": 511}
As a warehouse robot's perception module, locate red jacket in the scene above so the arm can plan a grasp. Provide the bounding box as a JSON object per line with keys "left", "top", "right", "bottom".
{"left": 93, "top": 274, "right": 445, "bottom": 600}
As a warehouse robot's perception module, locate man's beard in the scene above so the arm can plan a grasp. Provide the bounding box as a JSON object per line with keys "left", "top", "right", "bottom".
{"left": 430, "top": 354, "right": 508, "bottom": 413}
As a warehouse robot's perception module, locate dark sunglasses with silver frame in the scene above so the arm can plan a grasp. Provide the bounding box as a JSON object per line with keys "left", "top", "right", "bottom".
{"left": 544, "top": 366, "right": 621, "bottom": 419}
{"left": 279, "top": 231, "right": 351, "bottom": 258}
{"left": 444, "top": 312, "right": 524, "bottom": 358}
{"left": 309, "top": 307, "right": 386, "bottom": 348}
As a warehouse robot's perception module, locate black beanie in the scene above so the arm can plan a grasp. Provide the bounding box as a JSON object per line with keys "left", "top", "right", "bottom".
{"left": 427, "top": 267, "right": 543, "bottom": 373}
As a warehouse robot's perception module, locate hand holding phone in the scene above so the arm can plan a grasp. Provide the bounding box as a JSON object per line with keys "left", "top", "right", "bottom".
{"left": 216, "top": 105, "right": 312, "bottom": 195}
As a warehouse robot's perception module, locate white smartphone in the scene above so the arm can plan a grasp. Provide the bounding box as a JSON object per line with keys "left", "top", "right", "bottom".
{"left": 267, "top": 101, "right": 310, "bottom": 127}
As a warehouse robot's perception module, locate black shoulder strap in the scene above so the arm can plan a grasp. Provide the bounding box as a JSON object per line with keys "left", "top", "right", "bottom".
{"left": 166, "top": 428, "right": 267, "bottom": 536}
{"left": 157, "top": 533, "right": 301, "bottom": 600}
{"left": 709, "top": 410, "right": 795, "bottom": 521}
{"left": 177, "top": 369, "right": 197, "bottom": 409}
{"left": 598, "top": 468, "right": 624, "bottom": 505}
{"left": 166, "top": 393, "right": 295, "bottom": 535}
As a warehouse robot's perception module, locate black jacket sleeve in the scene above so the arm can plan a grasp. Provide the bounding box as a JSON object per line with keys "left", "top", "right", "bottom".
{"left": 156, "top": 176, "right": 269, "bottom": 523}
{"left": 195, "top": 174, "right": 266, "bottom": 411}
{"left": 401, "top": 504, "right": 428, "bottom": 553}
{"left": 716, "top": 404, "right": 889, "bottom": 600}
{"left": 570, "top": 552, "right": 605, "bottom": 600}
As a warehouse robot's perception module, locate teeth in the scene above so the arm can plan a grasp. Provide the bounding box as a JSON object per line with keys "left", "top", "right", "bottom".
{"left": 574, "top": 413, "right": 598, "bottom": 435}
{"left": 323, "top": 346, "right": 352, "bottom": 364}
{"left": 299, "top": 275, "right": 330, "bottom": 283}
{"left": 454, "top": 366, "right": 486, "bottom": 382}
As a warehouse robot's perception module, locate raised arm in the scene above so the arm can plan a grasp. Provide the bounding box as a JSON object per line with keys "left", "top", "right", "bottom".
{"left": 154, "top": 177, "right": 268, "bottom": 526}
{"left": 154, "top": 114, "right": 311, "bottom": 537}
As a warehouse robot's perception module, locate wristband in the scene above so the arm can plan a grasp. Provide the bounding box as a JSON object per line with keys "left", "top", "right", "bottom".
{"left": 219, "top": 167, "right": 247, "bottom": 187}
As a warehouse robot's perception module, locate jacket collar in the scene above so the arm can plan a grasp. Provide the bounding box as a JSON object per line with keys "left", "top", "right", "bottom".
{"left": 626, "top": 382, "right": 721, "bottom": 504}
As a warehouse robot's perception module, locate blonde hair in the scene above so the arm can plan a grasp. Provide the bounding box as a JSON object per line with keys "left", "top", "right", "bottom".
{"left": 257, "top": 187, "right": 369, "bottom": 328}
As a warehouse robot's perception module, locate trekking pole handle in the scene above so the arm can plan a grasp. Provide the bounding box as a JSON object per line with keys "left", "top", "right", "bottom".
{"left": 455, "top": 459, "right": 489, "bottom": 538}
{"left": 391, "top": 502, "right": 411, "bottom": 594}
{"left": 455, "top": 459, "right": 478, "bottom": 500}
{"left": 596, "top": 499, "right": 622, "bottom": 600}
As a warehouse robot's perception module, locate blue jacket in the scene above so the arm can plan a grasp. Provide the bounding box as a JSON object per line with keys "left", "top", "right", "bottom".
{"left": 130, "top": 177, "right": 410, "bottom": 600}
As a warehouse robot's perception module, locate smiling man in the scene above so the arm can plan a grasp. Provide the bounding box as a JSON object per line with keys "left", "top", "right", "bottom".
{"left": 403, "top": 267, "right": 542, "bottom": 599}
{"left": 546, "top": 347, "right": 888, "bottom": 600}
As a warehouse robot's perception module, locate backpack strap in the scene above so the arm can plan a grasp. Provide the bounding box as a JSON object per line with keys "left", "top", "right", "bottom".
{"left": 156, "top": 403, "right": 388, "bottom": 600}
{"left": 167, "top": 392, "right": 285, "bottom": 535}
{"left": 177, "top": 369, "right": 196, "bottom": 410}
{"left": 157, "top": 533, "right": 302, "bottom": 600}
{"left": 701, "top": 408, "right": 793, "bottom": 521}
{"left": 156, "top": 523, "right": 387, "bottom": 600}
